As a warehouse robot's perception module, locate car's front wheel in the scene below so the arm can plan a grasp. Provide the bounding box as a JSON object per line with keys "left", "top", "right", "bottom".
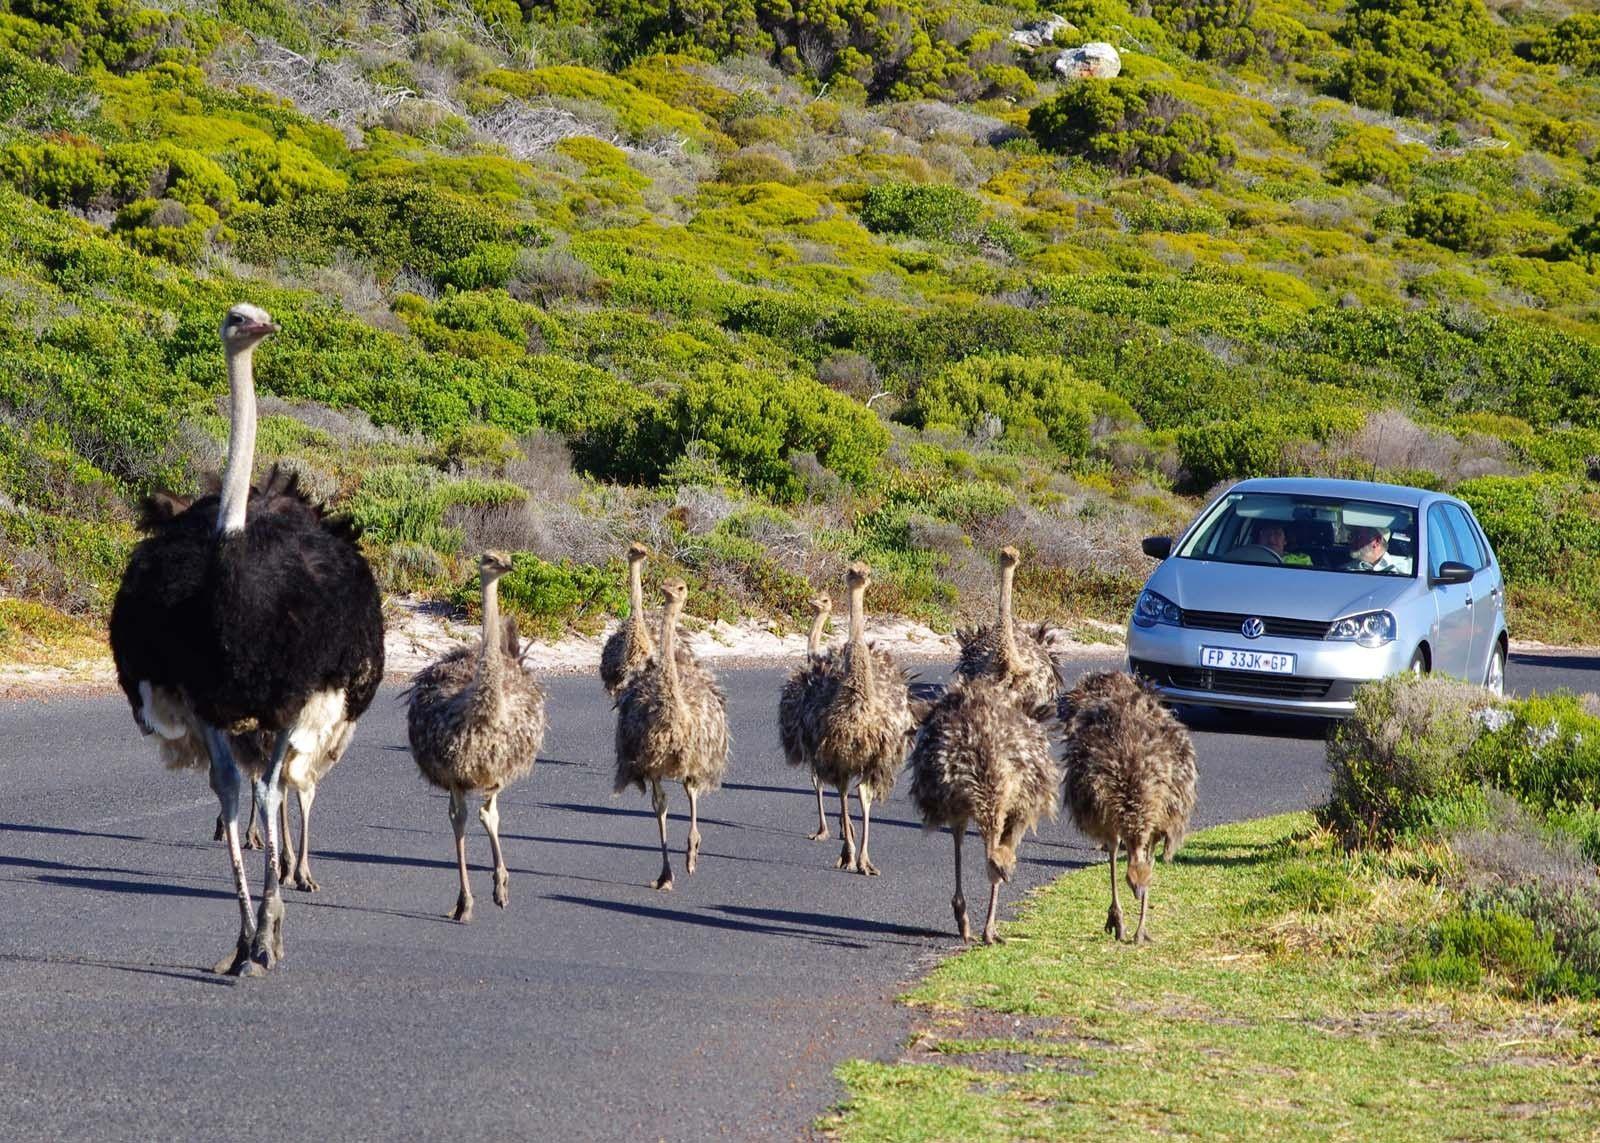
{"left": 1484, "top": 643, "right": 1506, "bottom": 698}
{"left": 1408, "top": 648, "right": 1428, "bottom": 676}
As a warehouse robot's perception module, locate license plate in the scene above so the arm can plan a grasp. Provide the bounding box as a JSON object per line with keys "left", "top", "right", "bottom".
{"left": 1200, "top": 646, "right": 1296, "bottom": 674}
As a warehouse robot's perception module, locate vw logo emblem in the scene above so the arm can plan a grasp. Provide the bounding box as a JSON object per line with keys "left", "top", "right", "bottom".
{"left": 1240, "top": 617, "right": 1265, "bottom": 640}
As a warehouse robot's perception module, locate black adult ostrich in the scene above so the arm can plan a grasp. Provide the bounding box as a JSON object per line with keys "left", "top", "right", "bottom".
{"left": 109, "top": 303, "right": 385, "bottom": 976}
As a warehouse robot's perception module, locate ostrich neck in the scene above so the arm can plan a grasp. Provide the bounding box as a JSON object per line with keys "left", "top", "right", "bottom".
{"left": 627, "top": 561, "right": 650, "bottom": 642}
{"left": 659, "top": 597, "right": 683, "bottom": 696}
{"left": 996, "top": 565, "right": 1019, "bottom": 669}
{"left": 475, "top": 576, "right": 506, "bottom": 719}
{"left": 806, "top": 609, "right": 829, "bottom": 656}
{"left": 845, "top": 585, "right": 873, "bottom": 699}
{"left": 217, "top": 346, "right": 258, "bottom": 536}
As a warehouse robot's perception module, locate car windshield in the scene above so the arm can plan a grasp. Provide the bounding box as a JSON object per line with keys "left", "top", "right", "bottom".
{"left": 1176, "top": 492, "right": 1417, "bottom": 577}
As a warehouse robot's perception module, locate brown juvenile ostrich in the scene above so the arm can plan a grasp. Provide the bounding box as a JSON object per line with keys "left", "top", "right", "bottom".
{"left": 910, "top": 675, "right": 1060, "bottom": 943}
{"left": 600, "top": 542, "right": 654, "bottom": 695}
{"left": 614, "top": 578, "right": 731, "bottom": 891}
{"left": 1060, "top": 670, "right": 1197, "bottom": 943}
{"left": 405, "top": 550, "right": 547, "bottom": 922}
{"left": 811, "top": 563, "right": 914, "bottom": 876}
{"left": 956, "top": 546, "right": 1062, "bottom": 710}
{"left": 778, "top": 592, "right": 836, "bottom": 841}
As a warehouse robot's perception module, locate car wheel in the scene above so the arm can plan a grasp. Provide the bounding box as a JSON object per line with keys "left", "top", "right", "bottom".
{"left": 1484, "top": 644, "right": 1506, "bottom": 698}
{"left": 1408, "top": 649, "right": 1428, "bottom": 675}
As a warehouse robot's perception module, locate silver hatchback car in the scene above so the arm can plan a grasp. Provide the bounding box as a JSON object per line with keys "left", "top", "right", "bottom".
{"left": 1125, "top": 477, "right": 1508, "bottom": 717}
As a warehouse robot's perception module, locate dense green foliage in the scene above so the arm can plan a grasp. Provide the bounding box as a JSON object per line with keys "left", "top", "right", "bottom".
{"left": 0, "top": 0, "right": 1598, "bottom": 647}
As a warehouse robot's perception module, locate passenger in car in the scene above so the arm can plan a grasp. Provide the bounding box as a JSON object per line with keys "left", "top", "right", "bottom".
{"left": 1343, "top": 526, "right": 1397, "bottom": 573}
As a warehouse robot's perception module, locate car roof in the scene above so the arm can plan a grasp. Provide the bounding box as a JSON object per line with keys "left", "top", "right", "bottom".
{"left": 1226, "top": 476, "right": 1447, "bottom": 509}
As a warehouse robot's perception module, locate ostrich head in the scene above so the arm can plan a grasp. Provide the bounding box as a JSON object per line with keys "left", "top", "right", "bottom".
{"left": 626, "top": 541, "right": 649, "bottom": 563}
{"left": 998, "top": 545, "right": 1020, "bottom": 570}
{"left": 479, "top": 550, "right": 515, "bottom": 582}
{"left": 1125, "top": 840, "right": 1154, "bottom": 902}
{"left": 808, "top": 592, "right": 831, "bottom": 617}
{"left": 660, "top": 578, "right": 688, "bottom": 607}
{"left": 221, "top": 303, "right": 278, "bottom": 351}
{"left": 845, "top": 561, "right": 872, "bottom": 590}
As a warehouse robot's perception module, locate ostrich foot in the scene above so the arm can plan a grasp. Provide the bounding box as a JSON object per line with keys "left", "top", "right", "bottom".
{"left": 1105, "top": 904, "right": 1125, "bottom": 943}
{"left": 212, "top": 815, "right": 225, "bottom": 843}
{"left": 652, "top": 864, "right": 674, "bottom": 892}
{"left": 982, "top": 922, "right": 1005, "bottom": 946}
{"left": 686, "top": 830, "right": 701, "bottom": 876}
{"left": 854, "top": 854, "right": 880, "bottom": 877}
{"left": 952, "top": 896, "right": 973, "bottom": 943}
{"left": 248, "top": 894, "right": 284, "bottom": 971}
{"left": 212, "top": 935, "right": 253, "bottom": 976}
{"left": 244, "top": 822, "right": 263, "bottom": 851}
{"left": 291, "top": 867, "right": 320, "bottom": 893}
{"left": 493, "top": 869, "right": 509, "bottom": 910}
{"left": 451, "top": 890, "right": 474, "bottom": 923}
{"left": 278, "top": 852, "right": 295, "bottom": 884}
{"left": 836, "top": 843, "right": 857, "bottom": 871}
{"left": 807, "top": 825, "right": 829, "bottom": 842}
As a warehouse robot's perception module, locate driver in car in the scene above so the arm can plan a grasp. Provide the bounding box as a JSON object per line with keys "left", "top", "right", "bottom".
{"left": 1252, "top": 522, "right": 1312, "bottom": 566}
{"left": 1344, "top": 525, "right": 1397, "bottom": 573}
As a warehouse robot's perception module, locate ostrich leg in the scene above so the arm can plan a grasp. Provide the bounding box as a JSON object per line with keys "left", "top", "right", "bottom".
{"left": 448, "top": 788, "right": 473, "bottom": 922}
{"left": 685, "top": 784, "right": 702, "bottom": 876}
{"left": 951, "top": 823, "right": 973, "bottom": 942}
{"left": 247, "top": 731, "right": 291, "bottom": 973}
{"left": 276, "top": 792, "right": 295, "bottom": 884}
{"left": 203, "top": 727, "right": 255, "bottom": 975}
{"left": 982, "top": 876, "right": 1004, "bottom": 946}
{"left": 650, "top": 779, "right": 674, "bottom": 891}
{"left": 854, "top": 785, "right": 880, "bottom": 876}
{"left": 835, "top": 785, "right": 857, "bottom": 870}
{"left": 1105, "top": 838, "right": 1126, "bottom": 942}
{"left": 291, "top": 783, "right": 319, "bottom": 892}
{"left": 480, "top": 788, "right": 509, "bottom": 909}
{"left": 808, "top": 775, "right": 829, "bottom": 841}
{"left": 1134, "top": 884, "right": 1152, "bottom": 944}
{"left": 217, "top": 781, "right": 263, "bottom": 849}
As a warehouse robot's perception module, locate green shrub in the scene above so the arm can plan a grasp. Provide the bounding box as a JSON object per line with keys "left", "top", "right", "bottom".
{"left": 1332, "top": 0, "right": 1502, "bottom": 120}
{"left": 1405, "top": 192, "right": 1497, "bottom": 255}
{"left": 1247, "top": 862, "right": 1370, "bottom": 915}
{"left": 1324, "top": 125, "right": 1419, "bottom": 188}
{"left": 904, "top": 355, "right": 1101, "bottom": 456}
{"left": 451, "top": 551, "right": 628, "bottom": 638}
{"left": 1175, "top": 402, "right": 1365, "bottom": 487}
{"left": 1454, "top": 475, "right": 1600, "bottom": 589}
{"left": 1028, "top": 80, "right": 1237, "bottom": 186}
{"left": 1467, "top": 692, "right": 1600, "bottom": 814}
{"left": 1152, "top": 0, "right": 1267, "bottom": 66}
{"left": 1521, "top": 14, "right": 1600, "bottom": 75}
{"left": 1323, "top": 674, "right": 1497, "bottom": 847}
{"left": 1402, "top": 909, "right": 1559, "bottom": 995}
{"left": 111, "top": 197, "right": 218, "bottom": 262}
{"left": 858, "top": 182, "right": 982, "bottom": 244}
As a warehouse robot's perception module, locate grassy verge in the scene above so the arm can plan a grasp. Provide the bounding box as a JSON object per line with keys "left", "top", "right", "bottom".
{"left": 823, "top": 814, "right": 1600, "bottom": 1141}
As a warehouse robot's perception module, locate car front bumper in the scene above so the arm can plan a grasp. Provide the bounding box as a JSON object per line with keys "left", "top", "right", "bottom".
{"left": 1124, "top": 620, "right": 1415, "bottom": 717}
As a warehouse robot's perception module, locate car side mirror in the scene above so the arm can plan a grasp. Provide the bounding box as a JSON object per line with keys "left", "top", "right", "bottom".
{"left": 1433, "top": 561, "right": 1473, "bottom": 586}
{"left": 1141, "top": 536, "right": 1172, "bottom": 560}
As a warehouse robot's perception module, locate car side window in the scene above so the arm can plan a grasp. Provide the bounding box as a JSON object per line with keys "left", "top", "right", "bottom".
{"left": 1427, "top": 504, "right": 1465, "bottom": 578}
{"left": 1442, "top": 504, "right": 1488, "bottom": 570}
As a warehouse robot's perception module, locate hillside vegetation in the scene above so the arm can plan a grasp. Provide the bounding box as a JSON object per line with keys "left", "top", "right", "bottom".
{"left": 4, "top": 0, "right": 1600, "bottom": 643}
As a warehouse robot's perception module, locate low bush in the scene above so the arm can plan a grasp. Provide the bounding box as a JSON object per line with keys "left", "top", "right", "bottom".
{"left": 902, "top": 355, "right": 1102, "bottom": 457}
{"left": 1028, "top": 80, "right": 1237, "bottom": 187}
{"left": 858, "top": 182, "right": 982, "bottom": 244}
{"left": 1323, "top": 674, "right": 1498, "bottom": 848}
{"left": 450, "top": 550, "right": 627, "bottom": 638}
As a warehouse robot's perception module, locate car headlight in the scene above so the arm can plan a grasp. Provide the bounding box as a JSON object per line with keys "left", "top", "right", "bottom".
{"left": 1132, "top": 590, "right": 1181, "bottom": 628}
{"left": 1327, "top": 610, "right": 1396, "bottom": 648}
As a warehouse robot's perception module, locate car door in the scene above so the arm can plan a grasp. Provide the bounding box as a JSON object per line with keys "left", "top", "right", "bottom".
{"left": 1446, "top": 503, "right": 1502, "bottom": 682}
{"left": 1425, "top": 503, "right": 1473, "bottom": 679}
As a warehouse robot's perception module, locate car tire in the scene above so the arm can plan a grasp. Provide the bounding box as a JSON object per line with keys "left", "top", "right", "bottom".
{"left": 1408, "top": 648, "right": 1428, "bottom": 676}
{"left": 1484, "top": 644, "right": 1506, "bottom": 698}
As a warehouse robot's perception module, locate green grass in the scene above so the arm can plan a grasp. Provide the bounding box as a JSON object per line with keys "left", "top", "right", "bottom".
{"left": 823, "top": 815, "right": 1600, "bottom": 1141}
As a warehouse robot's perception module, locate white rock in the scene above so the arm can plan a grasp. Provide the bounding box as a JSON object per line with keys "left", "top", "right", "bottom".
{"left": 1009, "top": 15, "right": 1074, "bottom": 51}
{"left": 1055, "top": 41, "right": 1121, "bottom": 80}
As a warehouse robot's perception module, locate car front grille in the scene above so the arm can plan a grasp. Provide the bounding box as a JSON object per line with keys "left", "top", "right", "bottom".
{"left": 1131, "top": 659, "right": 1357, "bottom": 703}
{"left": 1179, "top": 609, "right": 1331, "bottom": 641}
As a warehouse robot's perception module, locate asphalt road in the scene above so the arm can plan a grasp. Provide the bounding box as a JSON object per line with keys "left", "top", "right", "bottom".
{"left": 0, "top": 651, "right": 1592, "bottom": 1141}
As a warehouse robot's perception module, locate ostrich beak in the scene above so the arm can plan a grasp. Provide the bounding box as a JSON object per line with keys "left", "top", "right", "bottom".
{"left": 243, "top": 320, "right": 280, "bottom": 338}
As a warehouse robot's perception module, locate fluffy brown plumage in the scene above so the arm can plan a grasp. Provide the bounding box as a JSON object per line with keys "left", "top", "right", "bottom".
{"left": 600, "top": 542, "right": 655, "bottom": 695}
{"left": 1060, "top": 670, "right": 1197, "bottom": 944}
{"left": 777, "top": 592, "right": 836, "bottom": 841}
{"left": 811, "top": 563, "right": 915, "bottom": 876}
{"left": 614, "top": 578, "right": 731, "bottom": 891}
{"left": 955, "top": 546, "right": 1062, "bottom": 710}
{"left": 910, "top": 674, "right": 1060, "bottom": 944}
{"left": 406, "top": 551, "right": 547, "bottom": 922}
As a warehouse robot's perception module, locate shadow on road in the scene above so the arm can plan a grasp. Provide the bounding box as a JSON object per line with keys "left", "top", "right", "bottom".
{"left": 542, "top": 893, "right": 876, "bottom": 950}
{"left": 712, "top": 904, "right": 948, "bottom": 940}
{"left": 1174, "top": 707, "right": 1333, "bottom": 741}
{"left": 1511, "top": 651, "right": 1599, "bottom": 674}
